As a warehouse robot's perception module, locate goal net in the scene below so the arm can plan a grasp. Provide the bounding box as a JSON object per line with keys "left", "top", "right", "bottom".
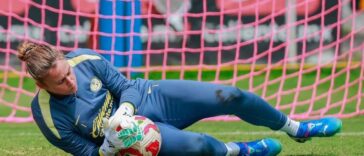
{"left": 0, "top": 0, "right": 363, "bottom": 122}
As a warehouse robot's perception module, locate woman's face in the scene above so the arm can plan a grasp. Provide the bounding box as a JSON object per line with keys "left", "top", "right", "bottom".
{"left": 37, "top": 59, "right": 78, "bottom": 96}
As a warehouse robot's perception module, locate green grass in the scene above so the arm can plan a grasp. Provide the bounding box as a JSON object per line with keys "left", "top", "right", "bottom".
{"left": 0, "top": 116, "right": 364, "bottom": 155}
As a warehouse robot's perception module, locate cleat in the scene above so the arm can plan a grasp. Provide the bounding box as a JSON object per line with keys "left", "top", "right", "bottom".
{"left": 236, "top": 138, "right": 282, "bottom": 156}
{"left": 289, "top": 117, "right": 342, "bottom": 143}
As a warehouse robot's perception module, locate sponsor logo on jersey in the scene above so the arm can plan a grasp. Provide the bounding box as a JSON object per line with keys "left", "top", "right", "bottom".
{"left": 92, "top": 91, "right": 113, "bottom": 138}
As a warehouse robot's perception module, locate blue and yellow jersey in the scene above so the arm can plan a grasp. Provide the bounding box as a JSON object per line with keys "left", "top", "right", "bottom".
{"left": 31, "top": 49, "right": 149, "bottom": 155}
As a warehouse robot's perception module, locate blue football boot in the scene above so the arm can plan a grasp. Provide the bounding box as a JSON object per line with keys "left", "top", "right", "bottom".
{"left": 235, "top": 138, "right": 282, "bottom": 156}
{"left": 289, "top": 117, "right": 342, "bottom": 143}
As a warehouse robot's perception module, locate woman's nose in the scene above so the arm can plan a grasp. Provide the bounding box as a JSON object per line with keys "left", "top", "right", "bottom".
{"left": 65, "top": 76, "right": 73, "bottom": 86}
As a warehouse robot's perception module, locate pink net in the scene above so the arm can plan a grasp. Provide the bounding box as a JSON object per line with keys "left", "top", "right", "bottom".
{"left": 0, "top": 0, "right": 363, "bottom": 123}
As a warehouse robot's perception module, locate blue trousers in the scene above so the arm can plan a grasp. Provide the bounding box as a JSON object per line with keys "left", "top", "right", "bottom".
{"left": 137, "top": 80, "right": 287, "bottom": 156}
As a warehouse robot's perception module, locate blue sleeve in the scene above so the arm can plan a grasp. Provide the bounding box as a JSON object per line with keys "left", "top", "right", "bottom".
{"left": 86, "top": 50, "right": 141, "bottom": 107}
{"left": 32, "top": 99, "right": 100, "bottom": 156}
{"left": 39, "top": 127, "right": 100, "bottom": 156}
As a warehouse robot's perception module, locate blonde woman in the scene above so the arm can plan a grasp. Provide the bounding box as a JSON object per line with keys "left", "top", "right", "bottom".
{"left": 18, "top": 41, "right": 342, "bottom": 156}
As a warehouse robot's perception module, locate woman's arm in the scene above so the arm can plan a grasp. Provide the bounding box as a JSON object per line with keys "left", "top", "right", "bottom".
{"left": 34, "top": 115, "right": 101, "bottom": 155}
{"left": 85, "top": 50, "right": 141, "bottom": 110}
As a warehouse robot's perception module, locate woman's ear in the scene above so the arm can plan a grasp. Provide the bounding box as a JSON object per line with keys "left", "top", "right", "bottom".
{"left": 36, "top": 81, "right": 46, "bottom": 89}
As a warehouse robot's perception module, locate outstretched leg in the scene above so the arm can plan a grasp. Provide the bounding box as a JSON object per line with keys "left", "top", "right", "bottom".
{"left": 155, "top": 122, "right": 282, "bottom": 156}
{"left": 140, "top": 80, "right": 342, "bottom": 150}
{"left": 140, "top": 80, "right": 287, "bottom": 130}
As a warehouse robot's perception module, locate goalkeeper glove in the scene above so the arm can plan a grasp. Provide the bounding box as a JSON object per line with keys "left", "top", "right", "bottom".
{"left": 99, "top": 115, "right": 142, "bottom": 156}
{"left": 114, "top": 102, "right": 135, "bottom": 117}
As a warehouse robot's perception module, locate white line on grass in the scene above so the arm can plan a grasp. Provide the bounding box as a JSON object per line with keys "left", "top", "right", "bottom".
{"left": 0, "top": 148, "right": 26, "bottom": 155}
{"left": 7, "top": 131, "right": 364, "bottom": 137}
{"left": 3, "top": 132, "right": 42, "bottom": 136}
{"left": 208, "top": 131, "right": 364, "bottom": 136}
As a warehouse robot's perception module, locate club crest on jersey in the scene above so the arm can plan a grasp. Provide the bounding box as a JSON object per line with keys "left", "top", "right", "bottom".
{"left": 90, "top": 77, "right": 102, "bottom": 92}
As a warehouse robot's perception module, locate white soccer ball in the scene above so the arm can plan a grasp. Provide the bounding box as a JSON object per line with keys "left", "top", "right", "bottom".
{"left": 117, "top": 115, "right": 162, "bottom": 156}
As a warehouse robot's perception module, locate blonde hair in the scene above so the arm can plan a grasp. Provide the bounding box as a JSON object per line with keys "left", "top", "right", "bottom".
{"left": 17, "top": 42, "right": 64, "bottom": 81}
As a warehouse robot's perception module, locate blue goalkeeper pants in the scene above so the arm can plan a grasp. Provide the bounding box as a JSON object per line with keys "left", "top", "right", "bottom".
{"left": 137, "top": 80, "right": 287, "bottom": 156}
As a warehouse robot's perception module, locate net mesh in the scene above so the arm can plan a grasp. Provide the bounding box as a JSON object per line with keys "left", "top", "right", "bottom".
{"left": 0, "top": 0, "right": 363, "bottom": 122}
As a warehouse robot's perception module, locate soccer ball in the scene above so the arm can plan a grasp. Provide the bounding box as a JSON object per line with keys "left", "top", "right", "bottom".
{"left": 117, "top": 115, "right": 162, "bottom": 156}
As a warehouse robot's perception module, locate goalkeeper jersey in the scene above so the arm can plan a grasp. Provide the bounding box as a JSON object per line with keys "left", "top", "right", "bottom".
{"left": 31, "top": 49, "right": 149, "bottom": 156}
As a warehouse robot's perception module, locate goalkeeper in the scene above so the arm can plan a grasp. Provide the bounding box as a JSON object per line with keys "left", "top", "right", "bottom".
{"left": 17, "top": 42, "right": 342, "bottom": 156}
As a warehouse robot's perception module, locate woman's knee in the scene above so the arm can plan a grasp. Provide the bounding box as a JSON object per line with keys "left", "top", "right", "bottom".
{"left": 220, "top": 88, "right": 261, "bottom": 109}
{"left": 216, "top": 87, "right": 243, "bottom": 105}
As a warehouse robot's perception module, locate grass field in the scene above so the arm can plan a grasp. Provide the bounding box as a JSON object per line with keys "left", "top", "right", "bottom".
{"left": 1, "top": 116, "right": 364, "bottom": 155}
{"left": 0, "top": 68, "right": 363, "bottom": 155}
